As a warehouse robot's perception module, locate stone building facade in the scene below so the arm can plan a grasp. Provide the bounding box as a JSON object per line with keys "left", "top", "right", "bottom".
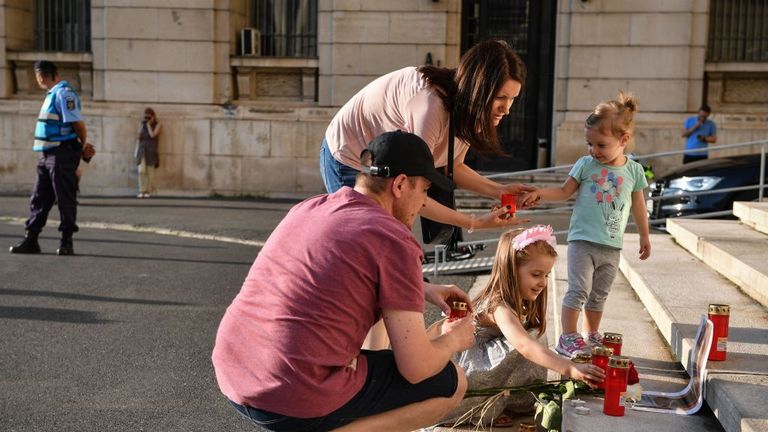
{"left": 0, "top": 0, "right": 766, "bottom": 197}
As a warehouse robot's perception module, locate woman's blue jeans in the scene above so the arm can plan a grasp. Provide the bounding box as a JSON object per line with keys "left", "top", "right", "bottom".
{"left": 319, "top": 139, "right": 358, "bottom": 193}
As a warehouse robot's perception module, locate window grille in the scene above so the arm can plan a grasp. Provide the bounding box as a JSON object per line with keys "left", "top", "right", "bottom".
{"left": 708, "top": 0, "right": 768, "bottom": 62}
{"left": 35, "top": 0, "right": 91, "bottom": 52}
{"left": 252, "top": 0, "right": 317, "bottom": 57}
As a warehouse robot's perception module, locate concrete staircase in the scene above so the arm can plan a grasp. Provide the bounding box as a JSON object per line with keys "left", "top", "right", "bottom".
{"left": 620, "top": 202, "right": 768, "bottom": 432}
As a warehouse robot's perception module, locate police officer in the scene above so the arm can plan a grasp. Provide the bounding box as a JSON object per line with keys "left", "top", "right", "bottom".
{"left": 10, "top": 60, "right": 94, "bottom": 256}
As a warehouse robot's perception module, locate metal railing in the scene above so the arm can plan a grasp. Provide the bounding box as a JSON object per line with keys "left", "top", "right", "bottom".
{"left": 427, "top": 139, "right": 768, "bottom": 275}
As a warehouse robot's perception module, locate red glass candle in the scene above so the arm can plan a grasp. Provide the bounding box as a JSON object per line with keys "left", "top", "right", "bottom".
{"left": 603, "top": 332, "right": 623, "bottom": 356}
{"left": 708, "top": 304, "right": 730, "bottom": 361}
{"left": 603, "top": 355, "right": 631, "bottom": 416}
{"left": 448, "top": 299, "right": 468, "bottom": 321}
{"left": 501, "top": 193, "right": 516, "bottom": 216}
{"left": 591, "top": 346, "right": 613, "bottom": 389}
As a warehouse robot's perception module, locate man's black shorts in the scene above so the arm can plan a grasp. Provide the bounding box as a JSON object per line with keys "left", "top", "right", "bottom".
{"left": 229, "top": 349, "right": 458, "bottom": 431}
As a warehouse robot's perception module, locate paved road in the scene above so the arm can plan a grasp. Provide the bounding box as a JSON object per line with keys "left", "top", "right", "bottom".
{"left": 1, "top": 221, "right": 258, "bottom": 431}
{"left": 1, "top": 194, "right": 489, "bottom": 431}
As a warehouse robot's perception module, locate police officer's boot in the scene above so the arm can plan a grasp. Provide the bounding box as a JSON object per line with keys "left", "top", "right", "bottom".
{"left": 57, "top": 232, "right": 74, "bottom": 256}
{"left": 9, "top": 231, "right": 41, "bottom": 254}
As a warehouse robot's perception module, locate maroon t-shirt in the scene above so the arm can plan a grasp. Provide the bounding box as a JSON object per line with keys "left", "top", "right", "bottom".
{"left": 212, "top": 187, "right": 425, "bottom": 417}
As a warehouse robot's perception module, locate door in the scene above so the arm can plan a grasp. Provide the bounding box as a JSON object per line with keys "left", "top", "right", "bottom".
{"left": 461, "top": 0, "right": 557, "bottom": 172}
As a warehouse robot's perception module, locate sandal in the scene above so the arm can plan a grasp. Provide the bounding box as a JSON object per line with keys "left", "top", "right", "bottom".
{"left": 491, "top": 415, "right": 516, "bottom": 428}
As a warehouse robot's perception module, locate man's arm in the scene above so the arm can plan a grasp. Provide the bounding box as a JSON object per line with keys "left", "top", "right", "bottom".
{"left": 703, "top": 122, "right": 717, "bottom": 143}
{"left": 681, "top": 118, "right": 702, "bottom": 138}
{"left": 382, "top": 309, "right": 474, "bottom": 384}
{"left": 72, "top": 121, "right": 87, "bottom": 145}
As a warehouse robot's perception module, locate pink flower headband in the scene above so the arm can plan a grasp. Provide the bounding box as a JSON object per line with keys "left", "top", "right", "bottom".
{"left": 512, "top": 225, "right": 557, "bottom": 251}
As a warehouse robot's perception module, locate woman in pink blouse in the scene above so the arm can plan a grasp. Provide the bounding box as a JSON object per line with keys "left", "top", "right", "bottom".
{"left": 320, "top": 39, "right": 534, "bottom": 233}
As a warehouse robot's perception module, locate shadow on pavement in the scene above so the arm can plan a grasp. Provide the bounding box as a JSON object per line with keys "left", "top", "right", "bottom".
{"left": 74, "top": 253, "right": 253, "bottom": 266}
{"left": 0, "top": 288, "right": 192, "bottom": 306}
{"left": 0, "top": 306, "right": 112, "bottom": 324}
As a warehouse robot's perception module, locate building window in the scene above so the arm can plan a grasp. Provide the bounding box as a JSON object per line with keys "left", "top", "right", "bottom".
{"left": 708, "top": 0, "right": 768, "bottom": 62}
{"left": 35, "top": 0, "right": 91, "bottom": 52}
{"left": 252, "top": 0, "right": 317, "bottom": 58}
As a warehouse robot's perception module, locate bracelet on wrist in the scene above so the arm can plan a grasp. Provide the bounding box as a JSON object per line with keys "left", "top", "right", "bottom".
{"left": 467, "top": 214, "right": 476, "bottom": 234}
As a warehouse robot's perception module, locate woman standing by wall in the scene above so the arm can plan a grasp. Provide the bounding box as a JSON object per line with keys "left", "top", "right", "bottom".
{"left": 135, "top": 107, "right": 161, "bottom": 198}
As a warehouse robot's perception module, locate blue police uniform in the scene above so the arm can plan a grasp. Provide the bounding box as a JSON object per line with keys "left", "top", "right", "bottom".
{"left": 25, "top": 80, "right": 84, "bottom": 237}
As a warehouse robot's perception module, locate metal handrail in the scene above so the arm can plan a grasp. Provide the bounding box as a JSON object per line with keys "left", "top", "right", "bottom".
{"left": 482, "top": 139, "right": 768, "bottom": 179}
{"left": 430, "top": 139, "right": 768, "bottom": 275}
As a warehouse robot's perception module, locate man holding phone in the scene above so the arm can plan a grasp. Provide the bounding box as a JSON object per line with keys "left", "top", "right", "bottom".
{"left": 682, "top": 104, "right": 717, "bottom": 164}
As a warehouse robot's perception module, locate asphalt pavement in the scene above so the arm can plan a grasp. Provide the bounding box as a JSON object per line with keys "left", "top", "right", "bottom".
{"left": 0, "top": 194, "right": 484, "bottom": 431}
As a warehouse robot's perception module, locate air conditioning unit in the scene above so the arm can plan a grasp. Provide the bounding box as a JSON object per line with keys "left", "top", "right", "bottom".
{"left": 240, "top": 28, "right": 261, "bottom": 56}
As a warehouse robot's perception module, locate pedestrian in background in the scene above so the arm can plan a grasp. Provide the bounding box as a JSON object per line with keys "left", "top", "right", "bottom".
{"left": 681, "top": 104, "right": 717, "bottom": 164}
{"left": 135, "top": 107, "right": 161, "bottom": 198}
{"left": 10, "top": 60, "right": 93, "bottom": 256}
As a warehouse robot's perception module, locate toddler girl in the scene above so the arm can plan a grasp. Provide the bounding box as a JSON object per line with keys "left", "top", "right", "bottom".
{"left": 521, "top": 91, "right": 651, "bottom": 357}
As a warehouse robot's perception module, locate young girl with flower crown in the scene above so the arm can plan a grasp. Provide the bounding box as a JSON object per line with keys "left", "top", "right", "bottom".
{"left": 433, "top": 226, "right": 605, "bottom": 427}
{"left": 520, "top": 92, "right": 651, "bottom": 358}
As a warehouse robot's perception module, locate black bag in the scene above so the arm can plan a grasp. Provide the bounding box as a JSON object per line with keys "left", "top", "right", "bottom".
{"left": 420, "top": 112, "right": 463, "bottom": 247}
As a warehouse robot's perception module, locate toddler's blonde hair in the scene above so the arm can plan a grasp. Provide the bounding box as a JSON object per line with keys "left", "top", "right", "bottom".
{"left": 585, "top": 91, "right": 639, "bottom": 150}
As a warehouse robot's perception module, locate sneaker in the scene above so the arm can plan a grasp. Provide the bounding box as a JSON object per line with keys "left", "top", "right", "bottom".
{"left": 556, "top": 332, "right": 590, "bottom": 357}
{"left": 585, "top": 331, "right": 604, "bottom": 347}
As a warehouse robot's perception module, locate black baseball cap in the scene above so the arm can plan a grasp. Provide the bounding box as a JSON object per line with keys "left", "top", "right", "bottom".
{"left": 361, "top": 130, "right": 454, "bottom": 191}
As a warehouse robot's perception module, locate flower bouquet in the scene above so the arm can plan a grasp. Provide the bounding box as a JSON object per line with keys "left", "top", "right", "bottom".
{"left": 450, "top": 379, "right": 599, "bottom": 431}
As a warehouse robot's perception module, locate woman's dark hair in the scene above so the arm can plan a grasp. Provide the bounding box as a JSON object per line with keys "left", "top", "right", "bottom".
{"left": 418, "top": 39, "right": 526, "bottom": 155}
{"left": 33, "top": 60, "right": 58, "bottom": 80}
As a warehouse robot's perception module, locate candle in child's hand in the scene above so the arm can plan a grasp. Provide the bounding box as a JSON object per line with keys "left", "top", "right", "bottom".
{"left": 448, "top": 299, "right": 468, "bottom": 321}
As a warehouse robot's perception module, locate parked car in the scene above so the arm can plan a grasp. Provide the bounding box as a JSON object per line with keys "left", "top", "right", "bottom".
{"left": 647, "top": 153, "right": 767, "bottom": 224}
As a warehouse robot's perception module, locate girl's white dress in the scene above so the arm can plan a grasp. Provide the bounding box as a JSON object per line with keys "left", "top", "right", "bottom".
{"left": 441, "top": 318, "right": 547, "bottom": 427}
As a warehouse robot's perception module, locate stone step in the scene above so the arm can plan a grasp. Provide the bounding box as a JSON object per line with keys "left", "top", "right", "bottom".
{"left": 666, "top": 218, "right": 768, "bottom": 310}
{"left": 734, "top": 201, "right": 768, "bottom": 236}
{"left": 555, "top": 244, "right": 722, "bottom": 432}
{"left": 621, "top": 232, "right": 768, "bottom": 432}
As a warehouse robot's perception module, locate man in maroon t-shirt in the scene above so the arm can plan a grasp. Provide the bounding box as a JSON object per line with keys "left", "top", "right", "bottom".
{"left": 213, "top": 131, "right": 479, "bottom": 431}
